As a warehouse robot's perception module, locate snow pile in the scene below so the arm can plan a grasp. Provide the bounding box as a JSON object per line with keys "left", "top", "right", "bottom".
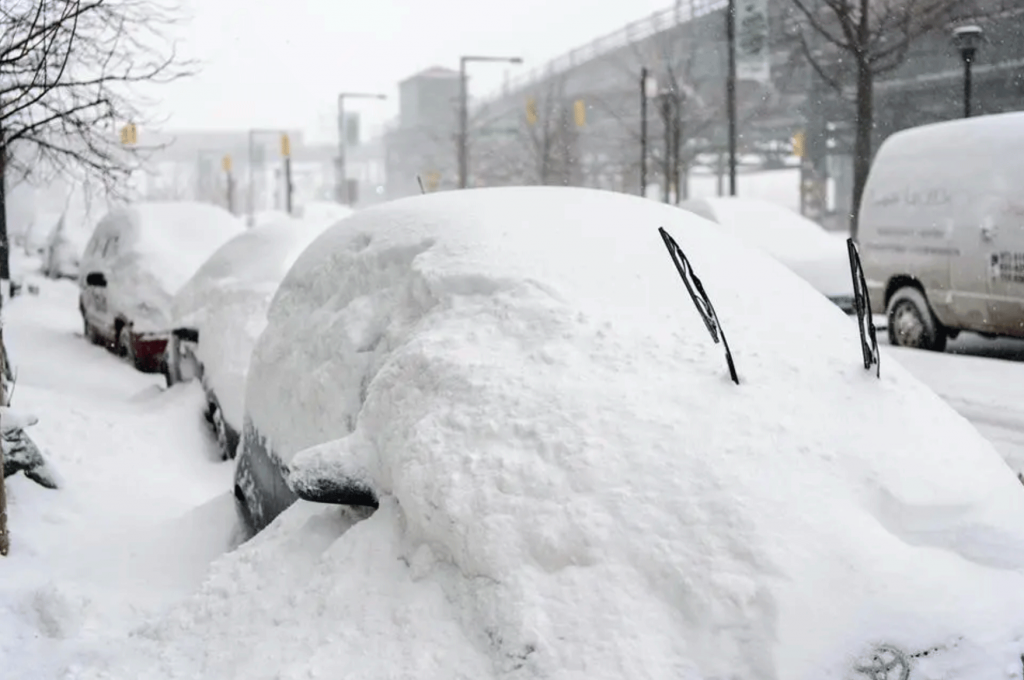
{"left": 78, "top": 187, "right": 1024, "bottom": 679}
{"left": 80, "top": 202, "right": 245, "bottom": 332}
{"left": 171, "top": 216, "right": 337, "bottom": 430}
{"left": 685, "top": 197, "right": 853, "bottom": 300}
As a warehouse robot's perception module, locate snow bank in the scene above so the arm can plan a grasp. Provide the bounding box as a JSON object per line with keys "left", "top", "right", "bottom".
{"left": 171, "top": 216, "right": 336, "bottom": 430}
{"left": 688, "top": 197, "right": 853, "bottom": 300}
{"left": 298, "top": 200, "right": 353, "bottom": 224}
{"left": 80, "top": 202, "right": 244, "bottom": 332}
{"left": 87, "top": 187, "right": 1024, "bottom": 679}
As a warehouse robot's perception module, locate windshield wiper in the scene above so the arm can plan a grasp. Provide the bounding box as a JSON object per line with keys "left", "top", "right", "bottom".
{"left": 657, "top": 227, "right": 739, "bottom": 385}
{"left": 847, "top": 238, "right": 880, "bottom": 378}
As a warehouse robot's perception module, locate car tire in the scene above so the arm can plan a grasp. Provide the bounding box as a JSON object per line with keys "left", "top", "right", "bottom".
{"left": 118, "top": 324, "right": 138, "bottom": 368}
{"left": 887, "top": 286, "right": 947, "bottom": 352}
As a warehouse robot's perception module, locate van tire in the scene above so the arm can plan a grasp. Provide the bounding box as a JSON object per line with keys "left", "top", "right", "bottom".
{"left": 887, "top": 286, "right": 947, "bottom": 352}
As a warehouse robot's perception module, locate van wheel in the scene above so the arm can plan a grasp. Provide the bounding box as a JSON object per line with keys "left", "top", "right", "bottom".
{"left": 887, "top": 286, "right": 947, "bottom": 352}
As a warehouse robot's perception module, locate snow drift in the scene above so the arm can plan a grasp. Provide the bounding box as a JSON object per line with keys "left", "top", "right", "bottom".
{"left": 171, "top": 216, "right": 339, "bottom": 431}
{"left": 82, "top": 187, "right": 1024, "bottom": 680}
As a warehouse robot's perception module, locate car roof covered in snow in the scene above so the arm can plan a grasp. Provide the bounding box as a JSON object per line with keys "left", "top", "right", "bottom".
{"left": 82, "top": 201, "right": 245, "bottom": 296}
{"left": 177, "top": 186, "right": 1024, "bottom": 680}
{"left": 171, "top": 216, "right": 342, "bottom": 431}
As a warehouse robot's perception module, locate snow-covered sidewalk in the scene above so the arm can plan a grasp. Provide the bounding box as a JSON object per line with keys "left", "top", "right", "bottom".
{"left": 0, "top": 270, "right": 236, "bottom": 678}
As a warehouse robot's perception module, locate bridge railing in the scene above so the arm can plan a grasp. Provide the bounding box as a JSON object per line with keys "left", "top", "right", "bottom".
{"left": 485, "top": 0, "right": 727, "bottom": 101}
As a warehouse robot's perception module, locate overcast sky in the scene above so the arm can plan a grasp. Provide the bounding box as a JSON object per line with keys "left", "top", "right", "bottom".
{"left": 158, "top": 0, "right": 675, "bottom": 141}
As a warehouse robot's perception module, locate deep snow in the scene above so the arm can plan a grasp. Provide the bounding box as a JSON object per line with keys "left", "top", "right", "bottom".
{"left": 0, "top": 262, "right": 237, "bottom": 679}
{"left": 91, "top": 187, "right": 1024, "bottom": 680}
{"left": 3, "top": 188, "right": 1024, "bottom": 680}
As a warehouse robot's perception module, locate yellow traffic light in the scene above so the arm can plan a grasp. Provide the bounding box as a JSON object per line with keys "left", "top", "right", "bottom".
{"left": 792, "top": 131, "right": 805, "bottom": 158}
{"left": 525, "top": 97, "right": 538, "bottom": 126}
{"left": 280, "top": 133, "right": 291, "bottom": 158}
{"left": 119, "top": 123, "right": 137, "bottom": 145}
{"left": 222, "top": 154, "right": 232, "bottom": 173}
{"left": 573, "top": 99, "right": 586, "bottom": 127}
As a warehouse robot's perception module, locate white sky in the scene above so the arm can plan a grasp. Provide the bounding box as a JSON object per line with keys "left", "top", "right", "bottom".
{"left": 158, "top": 0, "right": 675, "bottom": 141}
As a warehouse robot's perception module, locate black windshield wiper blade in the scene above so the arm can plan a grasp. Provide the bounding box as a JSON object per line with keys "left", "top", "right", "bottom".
{"left": 658, "top": 227, "right": 740, "bottom": 385}
{"left": 847, "top": 238, "right": 880, "bottom": 378}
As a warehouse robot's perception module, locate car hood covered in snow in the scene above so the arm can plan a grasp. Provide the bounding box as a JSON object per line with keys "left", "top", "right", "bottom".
{"left": 93, "top": 187, "right": 1024, "bottom": 680}
{"left": 171, "top": 216, "right": 339, "bottom": 430}
{"left": 80, "top": 202, "right": 244, "bottom": 332}
{"left": 683, "top": 197, "right": 854, "bottom": 301}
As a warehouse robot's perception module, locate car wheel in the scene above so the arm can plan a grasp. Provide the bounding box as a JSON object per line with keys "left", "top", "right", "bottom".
{"left": 118, "top": 324, "right": 138, "bottom": 368}
{"left": 887, "top": 286, "right": 947, "bottom": 352}
{"left": 212, "top": 405, "right": 231, "bottom": 461}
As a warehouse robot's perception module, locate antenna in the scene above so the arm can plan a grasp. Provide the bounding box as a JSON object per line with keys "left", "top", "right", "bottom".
{"left": 417, "top": 175, "right": 426, "bottom": 194}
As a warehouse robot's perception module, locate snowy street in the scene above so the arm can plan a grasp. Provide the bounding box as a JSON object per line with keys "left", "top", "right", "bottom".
{"left": 1, "top": 240, "right": 1024, "bottom": 676}
{"left": 0, "top": 265, "right": 238, "bottom": 678}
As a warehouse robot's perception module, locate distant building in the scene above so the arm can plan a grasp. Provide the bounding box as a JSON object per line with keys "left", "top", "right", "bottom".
{"left": 385, "top": 67, "right": 461, "bottom": 200}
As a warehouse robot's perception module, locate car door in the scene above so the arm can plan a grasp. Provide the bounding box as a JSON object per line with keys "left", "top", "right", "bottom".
{"left": 82, "top": 235, "right": 118, "bottom": 336}
{"left": 985, "top": 195, "right": 1024, "bottom": 338}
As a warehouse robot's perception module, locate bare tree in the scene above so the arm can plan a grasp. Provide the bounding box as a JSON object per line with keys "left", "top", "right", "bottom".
{"left": 0, "top": 0, "right": 192, "bottom": 554}
{"left": 785, "top": 0, "right": 965, "bottom": 237}
{"left": 1, "top": 0, "right": 193, "bottom": 281}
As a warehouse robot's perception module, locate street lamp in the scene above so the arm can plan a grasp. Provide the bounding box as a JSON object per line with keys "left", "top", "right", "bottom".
{"left": 952, "top": 25, "right": 984, "bottom": 118}
{"left": 336, "top": 92, "right": 387, "bottom": 205}
{"left": 458, "top": 54, "right": 523, "bottom": 189}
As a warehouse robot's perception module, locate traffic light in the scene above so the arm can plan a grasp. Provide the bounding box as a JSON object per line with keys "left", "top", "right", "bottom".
{"left": 526, "top": 97, "right": 538, "bottom": 126}
{"left": 573, "top": 99, "right": 586, "bottom": 127}
{"left": 792, "top": 130, "right": 805, "bottom": 158}
{"left": 119, "top": 123, "right": 137, "bottom": 145}
{"left": 222, "top": 155, "right": 232, "bottom": 173}
{"left": 280, "top": 133, "right": 291, "bottom": 158}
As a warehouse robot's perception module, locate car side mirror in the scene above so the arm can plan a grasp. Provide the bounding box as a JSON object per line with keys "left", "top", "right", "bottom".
{"left": 85, "top": 271, "right": 107, "bottom": 287}
{"left": 172, "top": 327, "right": 199, "bottom": 343}
{"left": 287, "top": 444, "right": 379, "bottom": 509}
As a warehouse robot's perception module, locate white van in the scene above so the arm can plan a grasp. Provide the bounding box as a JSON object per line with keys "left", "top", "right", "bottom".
{"left": 859, "top": 111, "right": 1024, "bottom": 351}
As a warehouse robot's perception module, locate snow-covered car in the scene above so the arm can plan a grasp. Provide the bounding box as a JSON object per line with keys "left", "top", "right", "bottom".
{"left": 167, "top": 216, "right": 338, "bottom": 460}
{"left": 78, "top": 202, "right": 244, "bottom": 375}
{"left": 678, "top": 196, "right": 855, "bottom": 312}
{"left": 41, "top": 211, "right": 90, "bottom": 280}
{"left": 208, "top": 186, "right": 1024, "bottom": 679}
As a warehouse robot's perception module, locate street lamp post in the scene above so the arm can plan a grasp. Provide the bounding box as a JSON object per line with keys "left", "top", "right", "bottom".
{"left": 725, "top": 0, "right": 738, "bottom": 196}
{"left": 952, "top": 25, "right": 984, "bottom": 118}
{"left": 336, "top": 92, "right": 387, "bottom": 205}
{"left": 458, "top": 54, "right": 523, "bottom": 189}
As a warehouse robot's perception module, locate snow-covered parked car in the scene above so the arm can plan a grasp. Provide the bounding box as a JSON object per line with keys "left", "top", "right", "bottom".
{"left": 41, "top": 211, "right": 90, "bottom": 280}
{"left": 167, "top": 216, "right": 338, "bottom": 460}
{"left": 78, "top": 202, "right": 244, "bottom": 375}
{"left": 678, "top": 196, "right": 855, "bottom": 312}
{"left": 183, "top": 186, "right": 1024, "bottom": 680}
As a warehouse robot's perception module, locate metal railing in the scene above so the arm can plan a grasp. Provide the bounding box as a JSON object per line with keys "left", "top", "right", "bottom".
{"left": 481, "top": 0, "right": 727, "bottom": 102}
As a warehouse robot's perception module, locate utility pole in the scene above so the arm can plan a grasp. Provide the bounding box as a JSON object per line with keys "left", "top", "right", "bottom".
{"left": 336, "top": 92, "right": 387, "bottom": 205}
{"left": 725, "top": 0, "right": 738, "bottom": 196}
{"left": 640, "top": 67, "right": 649, "bottom": 198}
{"left": 458, "top": 54, "right": 523, "bottom": 189}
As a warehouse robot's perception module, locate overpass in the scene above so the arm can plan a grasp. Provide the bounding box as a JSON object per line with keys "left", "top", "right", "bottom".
{"left": 457, "top": 0, "right": 1024, "bottom": 209}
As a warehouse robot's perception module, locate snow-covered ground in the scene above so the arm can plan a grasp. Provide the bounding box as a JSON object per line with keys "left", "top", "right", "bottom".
{"left": 885, "top": 335, "right": 1024, "bottom": 475}
{"left": 3, "top": 239, "right": 1024, "bottom": 679}
{"left": 0, "top": 259, "right": 238, "bottom": 678}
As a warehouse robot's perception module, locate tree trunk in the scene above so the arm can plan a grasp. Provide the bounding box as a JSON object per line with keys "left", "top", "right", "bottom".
{"left": 849, "top": 58, "right": 874, "bottom": 240}
{"left": 0, "top": 141, "right": 8, "bottom": 291}
{"left": 672, "top": 110, "right": 683, "bottom": 204}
